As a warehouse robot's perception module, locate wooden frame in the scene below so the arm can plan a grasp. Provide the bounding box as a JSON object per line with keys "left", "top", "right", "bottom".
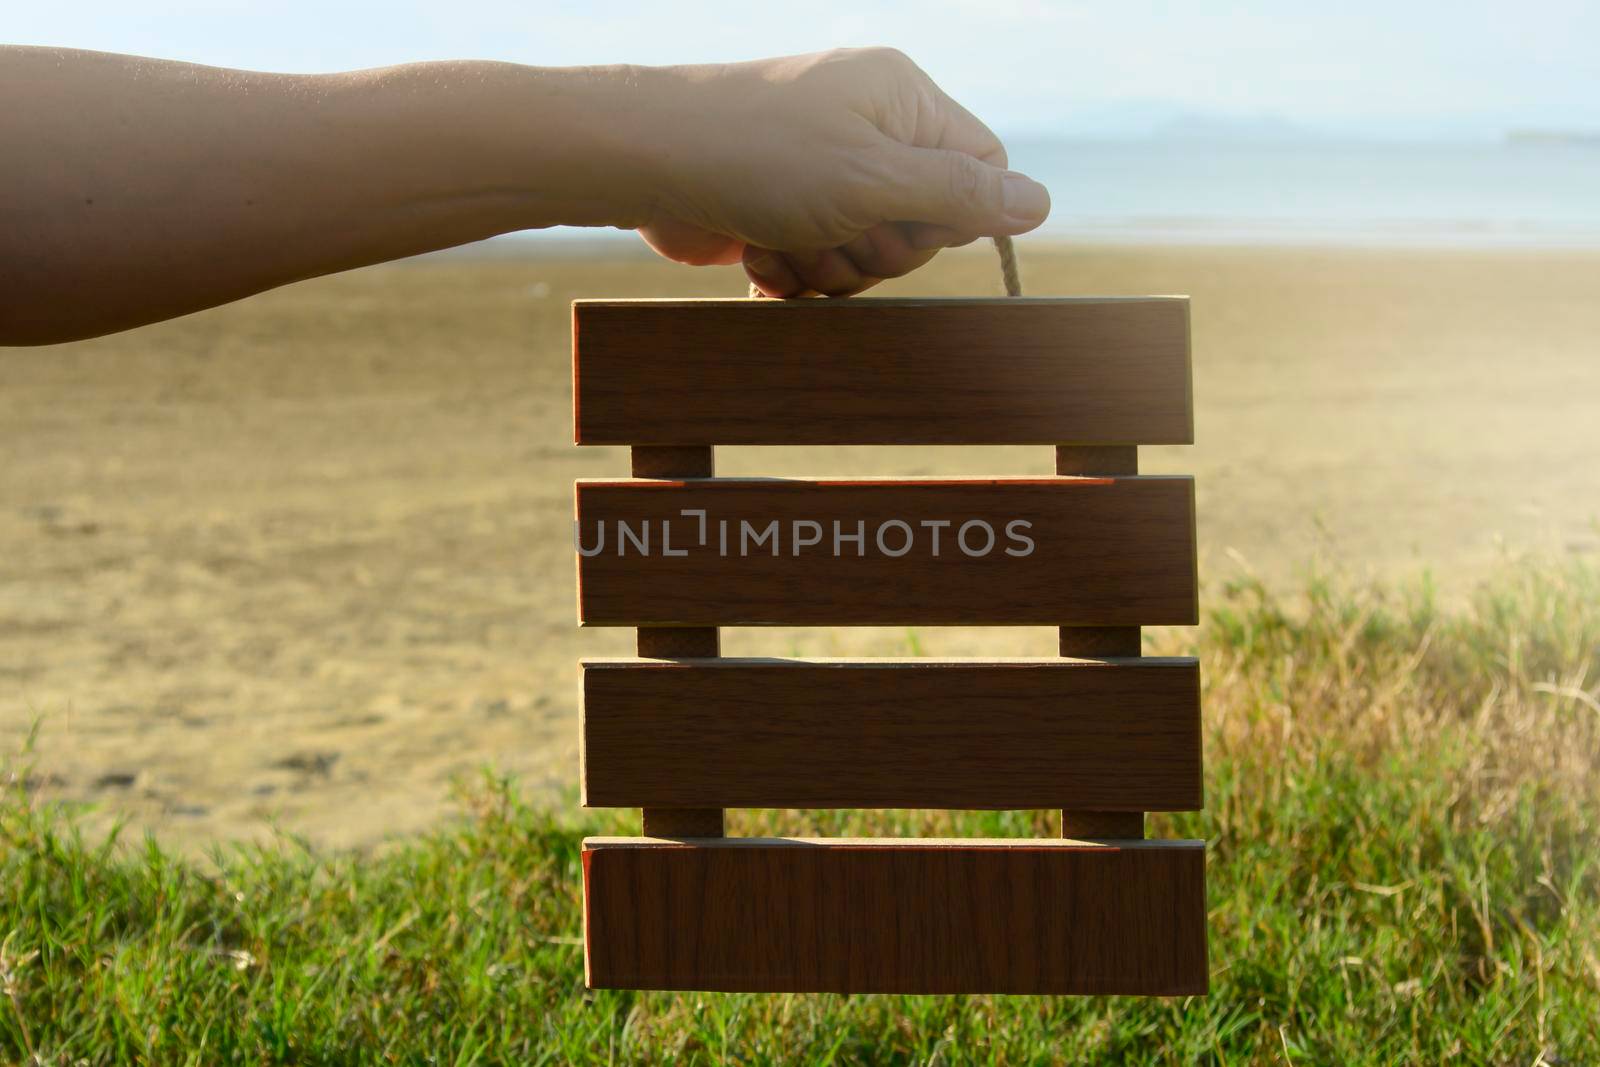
{"left": 571, "top": 296, "right": 1207, "bottom": 996}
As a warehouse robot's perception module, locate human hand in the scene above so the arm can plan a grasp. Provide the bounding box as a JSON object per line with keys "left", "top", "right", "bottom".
{"left": 624, "top": 48, "right": 1050, "bottom": 296}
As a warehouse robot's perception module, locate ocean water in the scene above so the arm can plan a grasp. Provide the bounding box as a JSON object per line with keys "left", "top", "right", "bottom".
{"left": 513, "top": 138, "right": 1600, "bottom": 252}
{"left": 1005, "top": 139, "right": 1600, "bottom": 246}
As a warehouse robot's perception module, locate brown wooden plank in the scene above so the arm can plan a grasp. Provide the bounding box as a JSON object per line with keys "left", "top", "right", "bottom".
{"left": 635, "top": 628, "right": 719, "bottom": 658}
{"left": 640, "top": 807, "right": 723, "bottom": 837}
{"left": 631, "top": 445, "right": 714, "bottom": 479}
{"left": 575, "top": 476, "right": 1197, "bottom": 626}
{"left": 1056, "top": 445, "right": 1149, "bottom": 838}
{"left": 1057, "top": 623, "right": 1147, "bottom": 833}
{"left": 581, "top": 658, "right": 1201, "bottom": 811}
{"left": 1059, "top": 811, "right": 1146, "bottom": 838}
{"left": 573, "top": 298, "right": 1192, "bottom": 446}
{"left": 629, "top": 445, "right": 724, "bottom": 840}
{"left": 635, "top": 621, "right": 723, "bottom": 837}
{"left": 1058, "top": 626, "right": 1142, "bottom": 657}
{"left": 1055, "top": 444, "right": 1139, "bottom": 476}
{"left": 582, "top": 836, "right": 1208, "bottom": 994}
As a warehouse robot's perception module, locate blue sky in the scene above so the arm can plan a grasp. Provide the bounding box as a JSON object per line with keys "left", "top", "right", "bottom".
{"left": 10, "top": 1, "right": 1599, "bottom": 138}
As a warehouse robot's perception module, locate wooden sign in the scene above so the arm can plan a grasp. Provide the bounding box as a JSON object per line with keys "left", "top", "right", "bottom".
{"left": 575, "top": 476, "right": 1197, "bottom": 626}
{"left": 571, "top": 297, "right": 1206, "bottom": 996}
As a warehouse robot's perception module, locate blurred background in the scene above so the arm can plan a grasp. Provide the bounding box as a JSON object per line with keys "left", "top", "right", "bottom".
{"left": 13, "top": 0, "right": 1600, "bottom": 244}
{"left": 4, "top": 1, "right": 1598, "bottom": 850}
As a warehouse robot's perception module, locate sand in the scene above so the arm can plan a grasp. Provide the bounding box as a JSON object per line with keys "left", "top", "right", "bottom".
{"left": 3, "top": 241, "right": 1597, "bottom": 851}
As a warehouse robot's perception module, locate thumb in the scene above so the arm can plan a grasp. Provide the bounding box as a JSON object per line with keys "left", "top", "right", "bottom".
{"left": 878, "top": 146, "right": 1051, "bottom": 236}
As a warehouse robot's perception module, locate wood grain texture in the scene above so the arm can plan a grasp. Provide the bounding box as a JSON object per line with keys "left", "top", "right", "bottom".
{"left": 1060, "top": 811, "right": 1146, "bottom": 838}
{"left": 1058, "top": 626, "right": 1143, "bottom": 657}
{"left": 628, "top": 445, "right": 725, "bottom": 839}
{"left": 635, "top": 628, "right": 720, "bottom": 658}
{"left": 1055, "top": 445, "right": 1149, "bottom": 837}
{"left": 575, "top": 476, "right": 1198, "bottom": 626}
{"left": 631, "top": 445, "right": 714, "bottom": 479}
{"left": 582, "top": 836, "right": 1209, "bottom": 994}
{"left": 1056, "top": 445, "right": 1139, "bottom": 476}
{"left": 573, "top": 298, "right": 1192, "bottom": 446}
{"left": 641, "top": 808, "right": 724, "bottom": 837}
{"left": 581, "top": 658, "right": 1201, "bottom": 810}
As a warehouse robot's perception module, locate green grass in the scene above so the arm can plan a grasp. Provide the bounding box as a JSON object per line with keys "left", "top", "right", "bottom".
{"left": 4, "top": 555, "right": 1599, "bottom": 1065}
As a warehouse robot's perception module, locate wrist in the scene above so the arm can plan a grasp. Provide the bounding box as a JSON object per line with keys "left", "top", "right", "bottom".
{"left": 333, "top": 60, "right": 668, "bottom": 237}
{"left": 553, "top": 61, "right": 737, "bottom": 231}
{"left": 484, "top": 59, "right": 724, "bottom": 233}
{"left": 539, "top": 62, "right": 671, "bottom": 230}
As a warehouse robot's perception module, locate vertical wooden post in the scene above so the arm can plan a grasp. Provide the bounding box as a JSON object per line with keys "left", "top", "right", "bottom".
{"left": 1056, "top": 445, "right": 1145, "bottom": 840}
{"left": 630, "top": 445, "right": 725, "bottom": 839}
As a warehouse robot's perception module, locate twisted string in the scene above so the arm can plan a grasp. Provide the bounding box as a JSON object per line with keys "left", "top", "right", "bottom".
{"left": 992, "top": 234, "right": 1022, "bottom": 296}
{"left": 746, "top": 234, "right": 1022, "bottom": 297}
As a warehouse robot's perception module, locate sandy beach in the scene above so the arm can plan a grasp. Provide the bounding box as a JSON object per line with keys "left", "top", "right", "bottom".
{"left": 4, "top": 240, "right": 1598, "bottom": 851}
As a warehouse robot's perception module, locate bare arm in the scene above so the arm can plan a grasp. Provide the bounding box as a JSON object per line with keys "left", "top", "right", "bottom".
{"left": 1, "top": 46, "right": 1050, "bottom": 345}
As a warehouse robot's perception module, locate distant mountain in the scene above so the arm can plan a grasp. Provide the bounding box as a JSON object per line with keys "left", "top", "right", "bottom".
{"left": 996, "top": 102, "right": 1511, "bottom": 144}
{"left": 1001, "top": 99, "right": 1186, "bottom": 140}
{"left": 1001, "top": 106, "right": 1323, "bottom": 143}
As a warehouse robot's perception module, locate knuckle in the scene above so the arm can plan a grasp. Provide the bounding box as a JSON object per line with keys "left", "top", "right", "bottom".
{"left": 838, "top": 45, "right": 919, "bottom": 79}
{"left": 946, "top": 154, "right": 986, "bottom": 207}
{"left": 863, "top": 45, "right": 913, "bottom": 68}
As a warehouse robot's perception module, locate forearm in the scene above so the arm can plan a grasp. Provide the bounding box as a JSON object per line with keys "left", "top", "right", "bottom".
{"left": 1, "top": 47, "right": 650, "bottom": 344}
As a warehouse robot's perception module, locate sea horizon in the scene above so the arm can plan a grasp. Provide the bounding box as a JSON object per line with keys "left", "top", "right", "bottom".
{"left": 450, "top": 135, "right": 1600, "bottom": 252}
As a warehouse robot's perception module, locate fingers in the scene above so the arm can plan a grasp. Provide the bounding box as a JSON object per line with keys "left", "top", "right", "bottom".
{"left": 903, "top": 223, "right": 982, "bottom": 251}
{"left": 867, "top": 49, "right": 1029, "bottom": 235}
{"left": 865, "top": 47, "right": 1007, "bottom": 167}
{"left": 744, "top": 247, "right": 804, "bottom": 297}
{"left": 841, "top": 224, "right": 939, "bottom": 278}
{"left": 877, "top": 144, "right": 1050, "bottom": 238}
{"left": 745, "top": 224, "right": 946, "bottom": 298}
{"left": 746, "top": 246, "right": 876, "bottom": 298}
{"left": 919, "top": 78, "right": 1008, "bottom": 168}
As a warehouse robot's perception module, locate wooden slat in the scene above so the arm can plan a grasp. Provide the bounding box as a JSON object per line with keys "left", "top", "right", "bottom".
{"left": 635, "top": 628, "right": 719, "bottom": 658}
{"left": 582, "top": 837, "right": 1208, "bottom": 994}
{"left": 575, "top": 476, "right": 1197, "bottom": 626}
{"left": 1057, "top": 443, "right": 1147, "bottom": 839}
{"left": 581, "top": 658, "right": 1201, "bottom": 810}
{"left": 1058, "top": 627, "right": 1142, "bottom": 657}
{"left": 573, "top": 298, "right": 1192, "bottom": 446}
{"left": 631, "top": 445, "right": 714, "bottom": 479}
{"left": 1055, "top": 444, "right": 1139, "bottom": 476}
{"left": 1058, "top": 811, "right": 1144, "bottom": 837}
{"left": 640, "top": 807, "right": 723, "bottom": 837}
{"left": 629, "top": 444, "right": 724, "bottom": 840}
{"left": 634, "top": 622, "right": 723, "bottom": 838}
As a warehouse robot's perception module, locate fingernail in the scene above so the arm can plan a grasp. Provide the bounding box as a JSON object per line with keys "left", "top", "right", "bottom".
{"left": 746, "top": 252, "right": 779, "bottom": 277}
{"left": 1002, "top": 173, "right": 1050, "bottom": 224}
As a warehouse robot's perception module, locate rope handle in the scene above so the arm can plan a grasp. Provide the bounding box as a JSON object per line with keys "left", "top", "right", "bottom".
{"left": 992, "top": 235, "right": 1022, "bottom": 297}
{"left": 747, "top": 235, "right": 1022, "bottom": 298}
